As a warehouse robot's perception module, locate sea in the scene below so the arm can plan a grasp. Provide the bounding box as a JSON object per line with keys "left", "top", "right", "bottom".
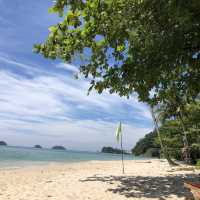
{"left": 0, "top": 146, "right": 144, "bottom": 169}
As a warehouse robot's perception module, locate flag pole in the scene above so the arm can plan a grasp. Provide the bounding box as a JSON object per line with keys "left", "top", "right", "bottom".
{"left": 116, "top": 121, "right": 125, "bottom": 174}
{"left": 121, "top": 130, "right": 125, "bottom": 174}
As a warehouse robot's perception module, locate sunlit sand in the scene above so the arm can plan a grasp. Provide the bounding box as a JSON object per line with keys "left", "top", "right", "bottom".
{"left": 0, "top": 159, "right": 199, "bottom": 200}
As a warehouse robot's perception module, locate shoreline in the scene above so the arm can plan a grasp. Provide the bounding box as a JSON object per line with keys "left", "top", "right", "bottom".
{"left": 0, "top": 159, "right": 151, "bottom": 172}
{"left": 0, "top": 156, "right": 156, "bottom": 172}
{"left": 0, "top": 159, "right": 199, "bottom": 200}
{"left": 0, "top": 146, "right": 141, "bottom": 170}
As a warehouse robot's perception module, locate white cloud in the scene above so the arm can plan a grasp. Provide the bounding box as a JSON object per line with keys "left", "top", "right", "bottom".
{"left": 0, "top": 69, "right": 151, "bottom": 120}
{"left": 0, "top": 54, "right": 57, "bottom": 76}
{"left": 0, "top": 59, "right": 153, "bottom": 150}
{"left": 0, "top": 71, "right": 67, "bottom": 118}
{"left": 56, "top": 63, "right": 79, "bottom": 73}
{"left": 0, "top": 118, "right": 151, "bottom": 151}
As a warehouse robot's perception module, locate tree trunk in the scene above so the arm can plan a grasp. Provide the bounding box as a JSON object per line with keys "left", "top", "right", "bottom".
{"left": 177, "top": 111, "right": 191, "bottom": 164}
{"left": 150, "top": 106, "right": 179, "bottom": 166}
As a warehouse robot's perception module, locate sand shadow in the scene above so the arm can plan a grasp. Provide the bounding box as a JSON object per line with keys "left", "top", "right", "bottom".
{"left": 80, "top": 174, "right": 200, "bottom": 199}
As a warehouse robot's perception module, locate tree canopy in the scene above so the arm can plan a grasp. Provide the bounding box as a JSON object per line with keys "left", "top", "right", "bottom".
{"left": 131, "top": 131, "right": 159, "bottom": 156}
{"left": 132, "top": 101, "right": 200, "bottom": 163}
{"left": 101, "top": 146, "right": 129, "bottom": 154}
{"left": 34, "top": 0, "right": 200, "bottom": 104}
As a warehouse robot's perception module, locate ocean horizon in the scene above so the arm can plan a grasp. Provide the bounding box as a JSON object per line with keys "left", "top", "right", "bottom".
{"left": 0, "top": 146, "right": 145, "bottom": 169}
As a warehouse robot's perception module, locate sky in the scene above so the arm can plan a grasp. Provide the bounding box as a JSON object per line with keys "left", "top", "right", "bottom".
{"left": 0, "top": 0, "right": 153, "bottom": 151}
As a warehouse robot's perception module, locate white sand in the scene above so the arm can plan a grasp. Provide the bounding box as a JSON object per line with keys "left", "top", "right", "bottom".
{"left": 0, "top": 159, "right": 199, "bottom": 200}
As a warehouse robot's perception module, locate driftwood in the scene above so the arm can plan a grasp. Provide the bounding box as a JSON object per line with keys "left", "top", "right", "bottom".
{"left": 184, "top": 181, "right": 200, "bottom": 200}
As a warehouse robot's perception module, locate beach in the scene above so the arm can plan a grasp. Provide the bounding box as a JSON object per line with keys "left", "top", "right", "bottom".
{"left": 0, "top": 159, "right": 199, "bottom": 200}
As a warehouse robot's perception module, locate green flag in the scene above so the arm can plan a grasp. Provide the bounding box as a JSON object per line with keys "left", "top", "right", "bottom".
{"left": 116, "top": 122, "right": 122, "bottom": 143}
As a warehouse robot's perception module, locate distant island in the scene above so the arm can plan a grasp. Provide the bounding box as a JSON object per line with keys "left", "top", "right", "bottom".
{"left": 0, "top": 141, "right": 7, "bottom": 146}
{"left": 52, "top": 146, "right": 66, "bottom": 150}
{"left": 101, "top": 146, "right": 129, "bottom": 154}
{"left": 34, "top": 145, "right": 42, "bottom": 149}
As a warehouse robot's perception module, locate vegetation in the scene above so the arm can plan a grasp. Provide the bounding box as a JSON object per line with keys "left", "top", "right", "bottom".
{"left": 196, "top": 160, "right": 200, "bottom": 170}
{"left": 52, "top": 146, "right": 66, "bottom": 150}
{"left": 34, "top": 0, "right": 200, "bottom": 104}
{"left": 132, "top": 102, "right": 200, "bottom": 163}
{"left": 101, "top": 146, "right": 129, "bottom": 154}
{"left": 34, "top": 0, "right": 200, "bottom": 164}
{"left": 34, "top": 145, "right": 42, "bottom": 149}
{"left": 151, "top": 106, "right": 178, "bottom": 166}
{"left": 0, "top": 141, "right": 7, "bottom": 146}
{"left": 132, "top": 132, "right": 159, "bottom": 156}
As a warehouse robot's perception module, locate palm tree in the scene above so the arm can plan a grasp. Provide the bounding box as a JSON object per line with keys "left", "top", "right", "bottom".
{"left": 156, "top": 96, "right": 191, "bottom": 164}
{"left": 150, "top": 105, "right": 178, "bottom": 166}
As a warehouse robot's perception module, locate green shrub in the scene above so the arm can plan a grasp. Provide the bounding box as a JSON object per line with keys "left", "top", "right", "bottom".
{"left": 190, "top": 144, "right": 200, "bottom": 164}
{"left": 167, "top": 148, "right": 182, "bottom": 160}
{"left": 143, "top": 148, "right": 160, "bottom": 157}
{"left": 196, "top": 160, "right": 200, "bottom": 169}
{"left": 132, "top": 131, "right": 159, "bottom": 156}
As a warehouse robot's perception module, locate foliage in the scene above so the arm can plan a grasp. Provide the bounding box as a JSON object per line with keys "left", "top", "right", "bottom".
{"left": 0, "top": 141, "right": 7, "bottom": 146}
{"left": 143, "top": 148, "right": 160, "bottom": 158}
{"left": 34, "top": 145, "right": 42, "bottom": 149}
{"left": 196, "top": 159, "right": 200, "bottom": 169}
{"left": 101, "top": 146, "right": 128, "bottom": 154}
{"left": 158, "top": 120, "right": 183, "bottom": 148}
{"left": 34, "top": 0, "right": 200, "bottom": 104}
{"left": 132, "top": 131, "right": 159, "bottom": 156}
{"left": 52, "top": 146, "right": 66, "bottom": 150}
{"left": 184, "top": 102, "right": 200, "bottom": 144}
{"left": 190, "top": 144, "right": 200, "bottom": 164}
{"left": 133, "top": 102, "right": 200, "bottom": 163}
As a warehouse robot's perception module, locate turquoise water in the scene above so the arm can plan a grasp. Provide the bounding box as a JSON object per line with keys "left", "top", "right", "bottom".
{"left": 0, "top": 146, "right": 142, "bottom": 168}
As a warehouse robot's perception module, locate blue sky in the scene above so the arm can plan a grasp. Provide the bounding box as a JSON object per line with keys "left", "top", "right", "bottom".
{"left": 0, "top": 0, "right": 153, "bottom": 151}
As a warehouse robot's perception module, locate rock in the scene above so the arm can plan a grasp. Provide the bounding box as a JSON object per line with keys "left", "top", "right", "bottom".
{"left": 52, "top": 146, "right": 66, "bottom": 150}
{"left": 0, "top": 141, "right": 7, "bottom": 146}
{"left": 144, "top": 148, "right": 160, "bottom": 157}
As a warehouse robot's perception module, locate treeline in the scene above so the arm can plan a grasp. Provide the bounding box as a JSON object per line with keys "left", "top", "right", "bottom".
{"left": 132, "top": 102, "right": 200, "bottom": 164}
{"left": 0, "top": 141, "right": 7, "bottom": 146}
{"left": 131, "top": 132, "right": 159, "bottom": 157}
{"left": 101, "top": 146, "right": 129, "bottom": 154}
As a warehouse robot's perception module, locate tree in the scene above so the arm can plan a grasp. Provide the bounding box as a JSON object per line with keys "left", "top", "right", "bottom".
{"left": 34, "top": 0, "right": 200, "bottom": 103}
{"left": 132, "top": 131, "right": 159, "bottom": 156}
{"left": 155, "top": 87, "right": 192, "bottom": 163}
{"left": 133, "top": 102, "right": 200, "bottom": 163}
{"left": 158, "top": 101, "right": 200, "bottom": 163}
{"left": 34, "top": 0, "right": 200, "bottom": 164}
{"left": 151, "top": 106, "right": 178, "bottom": 166}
